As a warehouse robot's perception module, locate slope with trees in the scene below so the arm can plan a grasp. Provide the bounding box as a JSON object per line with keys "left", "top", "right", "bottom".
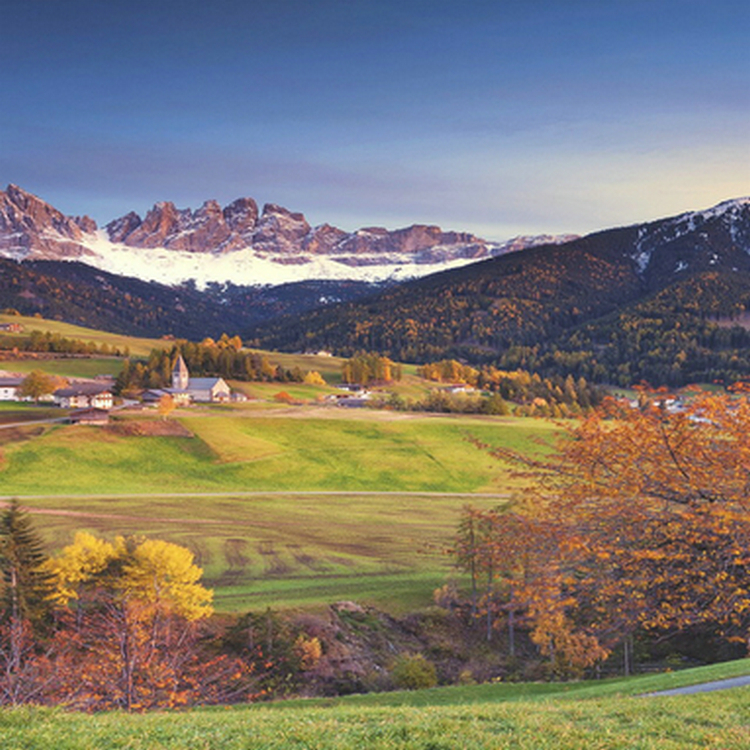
{"left": 449, "top": 391, "right": 750, "bottom": 677}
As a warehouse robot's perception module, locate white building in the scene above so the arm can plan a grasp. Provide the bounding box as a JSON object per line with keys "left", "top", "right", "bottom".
{"left": 170, "top": 355, "right": 231, "bottom": 403}
{"left": 53, "top": 383, "right": 114, "bottom": 410}
{"left": 0, "top": 376, "right": 23, "bottom": 401}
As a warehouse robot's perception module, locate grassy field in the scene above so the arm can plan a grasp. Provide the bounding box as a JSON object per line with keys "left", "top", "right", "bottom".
{"left": 0, "top": 314, "right": 167, "bottom": 358}
{"left": 1, "top": 661, "right": 749, "bottom": 748}
{"left": 1, "top": 409, "right": 552, "bottom": 496}
{"left": 2, "top": 409, "right": 556, "bottom": 611}
{"left": 2, "top": 357, "right": 125, "bottom": 379}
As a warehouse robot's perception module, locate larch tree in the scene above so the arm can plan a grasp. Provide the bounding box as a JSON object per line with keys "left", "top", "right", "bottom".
{"left": 44, "top": 533, "right": 213, "bottom": 710}
{"left": 490, "top": 390, "right": 750, "bottom": 662}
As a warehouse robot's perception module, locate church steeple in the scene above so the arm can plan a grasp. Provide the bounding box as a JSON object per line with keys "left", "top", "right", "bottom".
{"left": 172, "top": 354, "right": 190, "bottom": 391}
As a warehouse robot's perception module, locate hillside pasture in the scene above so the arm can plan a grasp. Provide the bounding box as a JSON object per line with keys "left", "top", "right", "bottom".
{"left": 0, "top": 313, "right": 167, "bottom": 357}
{"left": 1, "top": 410, "right": 557, "bottom": 611}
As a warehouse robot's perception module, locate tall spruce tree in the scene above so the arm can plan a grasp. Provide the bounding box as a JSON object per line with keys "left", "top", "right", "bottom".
{"left": 0, "top": 501, "right": 50, "bottom": 628}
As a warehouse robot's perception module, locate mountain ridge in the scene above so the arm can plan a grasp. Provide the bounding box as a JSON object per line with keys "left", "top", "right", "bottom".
{"left": 0, "top": 185, "right": 577, "bottom": 288}
{"left": 248, "top": 195, "right": 750, "bottom": 387}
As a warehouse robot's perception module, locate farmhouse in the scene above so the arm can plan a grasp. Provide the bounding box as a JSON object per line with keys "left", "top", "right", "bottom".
{"left": 0, "top": 376, "right": 23, "bottom": 401}
{"left": 169, "top": 354, "right": 231, "bottom": 403}
{"left": 53, "top": 383, "right": 114, "bottom": 410}
{"left": 142, "top": 388, "right": 191, "bottom": 407}
{"left": 68, "top": 407, "right": 110, "bottom": 425}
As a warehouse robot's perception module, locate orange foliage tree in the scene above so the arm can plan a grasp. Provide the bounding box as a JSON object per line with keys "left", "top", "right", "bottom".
{"left": 41, "top": 533, "right": 241, "bottom": 710}
{"left": 458, "top": 391, "right": 750, "bottom": 674}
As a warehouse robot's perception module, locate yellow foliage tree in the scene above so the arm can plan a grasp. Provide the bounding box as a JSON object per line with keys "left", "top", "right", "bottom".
{"left": 43, "top": 531, "right": 116, "bottom": 607}
{"left": 44, "top": 533, "right": 213, "bottom": 709}
{"left": 119, "top": 538, "right": 213, "bottom": 621}
{"left": 303, "top": 370, "right": 326, "bottom": 386}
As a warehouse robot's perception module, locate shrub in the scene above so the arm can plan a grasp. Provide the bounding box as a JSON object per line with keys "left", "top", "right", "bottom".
{"left": 390, "top": 654, "right": 437, "bottom": 690}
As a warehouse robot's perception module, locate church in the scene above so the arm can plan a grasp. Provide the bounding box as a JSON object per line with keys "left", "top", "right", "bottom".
{"left": 170, "top": 354, "right": 232, "bottom": 403}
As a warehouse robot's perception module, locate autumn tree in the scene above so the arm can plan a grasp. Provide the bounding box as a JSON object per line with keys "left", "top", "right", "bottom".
{"left": 452, "top": 502, "right": 607, "bottom": 675}
{"left": 486, "top": 390, "right": 750, "bottom": 670}
{"left": 341, "top": 352, "right": 401, "bottom": 385}
{"left": 17, "top": 370, "right": 59, "bottom": 404}
{"left": 44, "top": 533, "right": 214, "bottom": 709}
{"left": 157, "top": 393, "right": 176, "bottom": 420}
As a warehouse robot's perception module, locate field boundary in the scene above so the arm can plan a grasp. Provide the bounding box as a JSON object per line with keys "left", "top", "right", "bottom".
{"left": 1, "top": 491, "right": 512, "bottom": 501}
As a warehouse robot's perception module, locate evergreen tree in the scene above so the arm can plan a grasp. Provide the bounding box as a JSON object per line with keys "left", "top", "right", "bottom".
{"left": 0, "top": 501, "right": 50, "bottom": 628}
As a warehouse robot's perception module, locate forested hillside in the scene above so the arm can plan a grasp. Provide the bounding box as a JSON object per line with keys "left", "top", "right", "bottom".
{"left": 0, "top": 259, "right": 384, "bottom": 340}
{"left": 251, "top": 203, "right": 750, "bottom": 387}
{"left": 250, "top": 233, "right": 644, "bottom": 362}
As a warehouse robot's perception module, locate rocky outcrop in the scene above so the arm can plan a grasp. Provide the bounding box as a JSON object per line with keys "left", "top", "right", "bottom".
{"left": 104, "top": 197, "right": 503, "bottom": 262}
{"left": 106, "top": 211, "right": 142, "bottom": 243}
{"left": 251, "top": 204, "right": 312, "bottom": 253}
{"left": 0, "top": 184, "right": 97, "bottom": 260}
{"left": 222, "top": 196, "right": 259, "bottom": 238}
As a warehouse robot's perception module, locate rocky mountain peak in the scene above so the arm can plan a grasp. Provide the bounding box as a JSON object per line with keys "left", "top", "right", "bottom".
{"left": 0, "top": 184, "right": 95, "bottom": 260}
{"left": 106, "top": 211, "right": 142, "bottom": 243}
{"left": 222, "top": 197, "right": 259, "bottom": 236}
{"left": 252, "top": 204, "right": 312, "bottom": 252}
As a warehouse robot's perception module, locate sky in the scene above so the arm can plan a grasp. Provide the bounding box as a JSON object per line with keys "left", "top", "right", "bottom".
{"left": 1, "top": 0, "right": 748, "bottom": 241}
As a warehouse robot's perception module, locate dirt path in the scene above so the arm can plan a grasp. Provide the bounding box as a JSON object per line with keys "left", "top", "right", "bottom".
{"left": 0, "top": 491, "right": 511, "bottom": 501}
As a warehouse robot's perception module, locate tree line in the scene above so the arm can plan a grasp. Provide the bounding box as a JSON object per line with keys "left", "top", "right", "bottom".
{"left": 115, "top": 337, "right": 309, "bottom": 395}
{"left": 417, "top": 359, "right": 604, "bottom": 416}
{"left": 0, "top": 330, "right": 129, "bottom": 357}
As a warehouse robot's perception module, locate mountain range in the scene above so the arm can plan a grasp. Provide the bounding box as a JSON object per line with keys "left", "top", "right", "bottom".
{"left": 2, "top": 183, "right": 750, "bottom": 388}
{"left": 0, "top": 184, "right": 574, "bottom": 288}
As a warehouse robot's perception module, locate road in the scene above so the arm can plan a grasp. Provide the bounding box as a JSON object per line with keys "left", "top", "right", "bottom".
{"left": 642, "top": 675, "right": 750, "bottom": 697}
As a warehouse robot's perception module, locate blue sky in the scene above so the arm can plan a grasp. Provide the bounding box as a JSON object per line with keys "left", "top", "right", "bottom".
{"left": 1, "top": 0, "right": 748, "bottom": 239}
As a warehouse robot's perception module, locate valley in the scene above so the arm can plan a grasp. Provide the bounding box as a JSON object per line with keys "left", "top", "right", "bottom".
{"left": 2, "top": 196, "right": 750, "bottom": 716}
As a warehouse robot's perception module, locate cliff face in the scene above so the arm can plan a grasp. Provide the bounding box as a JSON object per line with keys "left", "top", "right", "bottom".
{"left": 0, "top": 184, "right": 576, "bottom": 287}
{"left": 103, "top": 197, "right": 497, "bottom": 263}
{"left": 0, "top": 184, "right": 97, "bottom": 260}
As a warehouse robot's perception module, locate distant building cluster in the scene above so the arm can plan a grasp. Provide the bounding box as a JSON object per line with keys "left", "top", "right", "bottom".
{"left": 0, "top": 355, "right": 244, "bottom": 427}
{"left": 140, "top": 354, "right": 233, "bottom": 405}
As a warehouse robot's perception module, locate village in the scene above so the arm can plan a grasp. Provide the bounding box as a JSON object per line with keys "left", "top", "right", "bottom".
{"left": 0, "top": 355, "right": 244, "bottom": 425}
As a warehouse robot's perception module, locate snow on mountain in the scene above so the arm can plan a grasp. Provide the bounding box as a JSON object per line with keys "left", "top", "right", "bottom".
{"left": 77, "top": 229, "right": 497, "bottom": 287}
{"left": 630, "top": 197, "right": 750, "bottom": 276}
{"left": 0, "top": 185, "right": 579, "bottom": 288}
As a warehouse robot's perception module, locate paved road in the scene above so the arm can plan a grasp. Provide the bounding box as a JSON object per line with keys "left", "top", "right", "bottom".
{"left": 642, "top": 675, "right": 750, "bottom": 697}
{"left": 0, "top": 417, "right": 67, "bottom": 429}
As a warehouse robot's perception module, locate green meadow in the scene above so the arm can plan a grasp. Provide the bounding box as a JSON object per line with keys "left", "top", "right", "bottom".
{"left": 0, "top": 408, "right": 557, "bottom": 610}
{"left": 2, "top": 661, "right": 749, "bottom": 749}
{"left": 0, "top": 313, "right": 167, "bottom": 358}
{"left": 1, "top": 410, "right": 551, "bottom": 495}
